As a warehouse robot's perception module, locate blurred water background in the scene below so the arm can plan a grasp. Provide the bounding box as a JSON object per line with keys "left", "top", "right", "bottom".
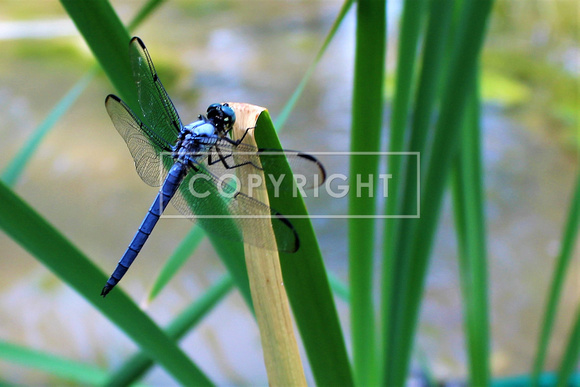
{"left": 0, "top": 0, "right": 578, "bottom": 384}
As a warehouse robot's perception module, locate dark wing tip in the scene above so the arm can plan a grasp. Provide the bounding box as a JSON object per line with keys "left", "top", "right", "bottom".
{"left": 273, "top": 212, "right": 300, "bottom": 253}
{"left": 296, "top": 152, "right": 326, "bottom": 185}
{"left": 130, "top": 36, "right": 145, "bottom": 48}
{"left": 105, "top": 94, "right": 121, "bottom": 104}
{"left": 256, "top": 148, "right": 326, "bottom": 187}
{"left": 291, "top": 233, "right": 300, "bottom": 253}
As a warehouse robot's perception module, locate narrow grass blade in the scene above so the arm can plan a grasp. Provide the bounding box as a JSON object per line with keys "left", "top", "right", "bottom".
{"left": 104, "top": 275, "right": 233, "bottom": 386}
{"left": 0, "top": 181, "right": 213, "bottom": 386}
{"left": 1, "top": 68, "right": 96, "bottom": 186}
{"left": 0, "top": 341, "right": 108, "bottom": 385}
{"left": 385, "top": 0, "right": 428, "bottom": 204}
{"left": 381, "top": 0, "right": 431, "bottom": 383}
{"left": 451, "top": 77, "right": 490, "bottom": 386}
{"left": 391, "top": 1, "right": 495, "bottom": 384}
{"left": 382, "top": 0, "right": 429, "bottom": 263}
{"left": 127, "top": 0, "right": 166, "bottom": 31}
{"left": 532, "top": 173, "right": 580, "bottom": 386}
{"left": 382, "top": 0, "right": 455, "bottom": 383}
{"left": 328, "top": 272, "right": 350, "bottom": 301}
{"left": 349, "top": 0, "right": 387, "bottom": 385}
{"left": 275, "top": 0, "right": 354, "bottom": 130}
{"left": 555, "top": 304, "right": 580, "bottom": 387}
{"left": 252, "top": 108, "right": 354, "bottom": 386}
{"left": 2, "top": 0, "right": 165, "bottom": 187}
{"left": 145, "top": 224, "right": 205, "bottom": 303}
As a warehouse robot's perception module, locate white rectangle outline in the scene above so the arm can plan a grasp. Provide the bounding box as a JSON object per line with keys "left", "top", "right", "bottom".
{"left": 159, "top": 151, "right": 420, "bottom": 219}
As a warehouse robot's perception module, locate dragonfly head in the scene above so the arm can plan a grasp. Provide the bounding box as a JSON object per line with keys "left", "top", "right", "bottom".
{"left": 207, "top": 103, "right": 236, "bottom": 135}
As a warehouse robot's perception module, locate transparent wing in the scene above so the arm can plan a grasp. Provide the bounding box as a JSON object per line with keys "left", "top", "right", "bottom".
{"left": 129, "top": 37, "right": 182, "bottom": 146}
{"left": 105, "top": 94, "right": 175, "bottom": 187}
{"left": 171, "top": 164, "right": 299, "bottom": 253}
{"left": 201, "top": 139, "right": 327, "bottom": 190}
{"left": 258, "top": 148, "right": 326, "bottom": 190}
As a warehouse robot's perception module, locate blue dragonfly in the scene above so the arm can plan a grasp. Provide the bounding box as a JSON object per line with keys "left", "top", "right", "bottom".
{"left": 102, "top": 37, "right": 325, "bottom": 297}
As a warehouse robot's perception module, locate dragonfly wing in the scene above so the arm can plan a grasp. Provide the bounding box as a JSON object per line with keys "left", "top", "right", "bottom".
{"left": 258, "top": 148, "right": 326, "bottom": 190}
{"left": 105, "top": 94, "right": 174, "bottom": 187}
{"left": 171, "top": 164, "right": 299, "bottom": 253}
{"left": 129, "top": 37, "right": 182, "bottom": 146}
{"left": 203, "top": 139, "right": 326, "bottom": 190}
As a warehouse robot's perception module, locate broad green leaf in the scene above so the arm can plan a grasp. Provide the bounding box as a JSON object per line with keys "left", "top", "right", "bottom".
{"left": 60, "top": 0, "right": 136, "bottom": 109}
{"left": 255, "top": 111, "right": 354, "bottom": 387}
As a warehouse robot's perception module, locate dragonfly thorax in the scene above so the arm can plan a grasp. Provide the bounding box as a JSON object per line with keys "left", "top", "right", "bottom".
{"left": 173, "top": 120, "right": 218, "bottom": 165}
{"left": 174, "top": 102, "right": 236, "bottom": 166}
{"left": 184, "top": 121, "right": 216, "bottom": 137}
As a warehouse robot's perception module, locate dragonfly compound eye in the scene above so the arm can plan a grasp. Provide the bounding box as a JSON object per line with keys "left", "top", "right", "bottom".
{"left": 221, "top": 104, "right": 236, "bottom": 127}
{"left": 206, "top": 103, "right": 221, "bottom": 116}
{"left": 207, "top": 103, "right": 236, "bottom": 131}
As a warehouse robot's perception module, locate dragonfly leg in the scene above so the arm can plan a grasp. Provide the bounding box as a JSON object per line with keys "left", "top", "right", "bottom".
{"left": 221, "top": 126, "right": 255, "bottom": 146}
{"left": 208, "top": 144, "right": 263, "bottom": 171}
{"left": 206, "top": 150, "right": 232, "bottom": 166}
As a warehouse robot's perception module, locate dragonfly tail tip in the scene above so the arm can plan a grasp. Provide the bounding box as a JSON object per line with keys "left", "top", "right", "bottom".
{"left": 101, "top": 285, "right": 113, "bottom": 297}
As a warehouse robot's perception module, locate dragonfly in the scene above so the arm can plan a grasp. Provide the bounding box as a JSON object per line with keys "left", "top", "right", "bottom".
{"left": 101, "top": 37, "right": 325, "bottom": 297}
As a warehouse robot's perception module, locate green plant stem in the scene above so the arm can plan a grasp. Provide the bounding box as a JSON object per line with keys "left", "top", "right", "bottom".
{"left": 2, "top": 0, "right": 165, "bottom": 187}
{"left": 532, "top": 172, "right": 580, "bottom": 386}
{"left": 0, "top": 341, "right": 109, "bottom": 385}
{"left": 381, "top": 0, "right": 429, "bottom": 382}
{"left": 1, "top": 68, "right": 96, "bottom": 186}
{"left": 275, "top": 0, "right": 354, "bottom": 130}
{"left": 452, "top": 76, "right": 490, "bottom": 386}
{"left": 127, "top": 0, "right": 166, "bottom": 31}
{"left": 556, "top": 304, "right": 580, "bottom": 387}
{"left": 349, "top": 0, "right": 386, "bottom": 385}
{"left": 382, "top": 0, "right": 455, "bottom": 382}
{"left": 391, "top": 0, "right": 494, "bottom": 384}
